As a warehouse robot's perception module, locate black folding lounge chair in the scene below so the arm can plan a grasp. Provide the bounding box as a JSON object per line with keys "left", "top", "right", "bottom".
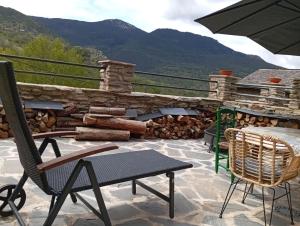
{"left": 0, "top": 61, "right": 193, "bottom": 226}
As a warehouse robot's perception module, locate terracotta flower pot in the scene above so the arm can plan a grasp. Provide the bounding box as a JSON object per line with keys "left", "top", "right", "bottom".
{"left": 269, "top": 77, "right": 281, "bottom": 83}
{"left": 219, "top": 69, "right": 233, "bottom": 77}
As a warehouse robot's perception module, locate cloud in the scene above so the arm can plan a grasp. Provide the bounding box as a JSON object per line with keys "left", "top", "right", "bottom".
{"left": 164, "top": 0, "right": 240, "bottom": 21}
{"left": 0, "top": 0, "right": 299, "bottom": 69}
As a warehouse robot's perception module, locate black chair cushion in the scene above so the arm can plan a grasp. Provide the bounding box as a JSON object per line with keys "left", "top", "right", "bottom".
{"left": 46, "top": 149, "right": 192, "bottom": 193}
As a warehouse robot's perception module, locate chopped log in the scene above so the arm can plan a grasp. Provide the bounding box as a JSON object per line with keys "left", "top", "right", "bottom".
{"left": 239, "top": 120, "right": 245, "bottom": 126}
{"left": 75, "top": 127, "right": 130, "bottom": 141}
{"left": 46, "top": 116, "right": 56, "bottom": 128}
{"left": 39, "top": 121, "right": 48, "bottom": 132}
{"left": 0, "top": 129, "right": 9, "bottom": 139}
{"left": 25, "top": 111, "right": 37, "bottom": 119}
{"left": 54, "top": 127, "right": 76, "bottom": 131}
{"left": 82, "top": 114, "right": 114, "bottom": 125}
{"left": 166, "top": 115, "right": 174, "bottom": 123}
{"left": 0, "top": 108, "right": 5, "bottom": 116}
{"left": 270, "top": 119, "right": 279, "bottom": 126}
{"left": 47, "top": 109, "right": 56, "bottom": 117}
{"left": 83, "top": 114, "right": 146, "bottom": 134}
{"left": 70, "top": 113, "right": 85, "bottom": 119}
{"left": 89, "top": 107, "right": 126, "bottom": 116}
{"left": 35, "top": 111, "right": 43, "bottom": 121}
{"left": 0, "top": 123, "right": 9, "bottom": 131}
{"left": 245, "top": 114, "right": 250, "bottom": 122}
{"left": 42, "top": 113, "right": 49, "bottom": 123}
{"left": 284, "top": 120, "right": 299, "bottom": 129}
{"left": 177, "top": 115, "right": 190, "bottom": 123}
{"left": 249, "top": 116, "right": 256, "bottom": 125}
{"left": 57, "top": 117, "right": 84, "bottom": 127}
{"left": 24, "top": 108, "right": 33, "bottom": 113}
{"left": 237, "top": 112, "right": 243, "bottom": 120}
{"left": 57, "top": 103, "right": 78, "bottom": 117}
{"left": 263, "top": 117, "right": 270, "bottom": 124}
{"left": 258, "top": 116, "right": 264, "bottom": 122}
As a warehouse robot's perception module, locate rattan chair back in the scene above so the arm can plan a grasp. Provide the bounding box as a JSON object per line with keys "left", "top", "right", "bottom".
{"left": 225, "top": 128, "right": 300, "bottom": 187}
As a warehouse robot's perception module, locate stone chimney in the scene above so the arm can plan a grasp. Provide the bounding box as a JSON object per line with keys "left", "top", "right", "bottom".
{"left": 209, "top": 75, "right": 240, "bottom": 101}
{"left": 99, "top": 60, "right": 135, "bottom": 93}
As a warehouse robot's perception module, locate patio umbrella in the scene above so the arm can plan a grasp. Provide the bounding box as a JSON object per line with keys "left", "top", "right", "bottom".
{"left": 195, "top": 0, "right": 300, "bottom": 56}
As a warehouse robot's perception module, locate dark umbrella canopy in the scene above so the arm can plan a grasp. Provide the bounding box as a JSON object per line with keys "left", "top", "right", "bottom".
{"left": 195, "top": 0, "right": 300, "bottom": 56}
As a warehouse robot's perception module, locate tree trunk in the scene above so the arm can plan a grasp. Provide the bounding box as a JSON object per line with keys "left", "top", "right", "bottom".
{"left": 75, "top": 127, "right": 130, "bottom": 141}
{"left": 89, "top": 107, "right": 126, "bottom": 116}
{"left": 83, "top": 114, "right": 146, "bottom": 134}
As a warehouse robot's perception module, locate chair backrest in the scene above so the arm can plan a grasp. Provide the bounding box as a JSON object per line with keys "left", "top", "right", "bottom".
{"left": 215, "top": 107, "right": 236, "bottom": 144}
{"left": 225, "top": 128, "right": 299, "bottom": 187}
{"left": 0, "top": 62, "right": 48, "bottom": 191}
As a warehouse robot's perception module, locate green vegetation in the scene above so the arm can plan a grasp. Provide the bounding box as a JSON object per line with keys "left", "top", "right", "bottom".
{"left": 1, "top": 36, "right": 100, "bottom": 88}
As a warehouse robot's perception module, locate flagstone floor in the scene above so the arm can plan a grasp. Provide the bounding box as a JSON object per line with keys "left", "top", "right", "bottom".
{"left": 0, "top": 138, "right": 299, "bottom": 226}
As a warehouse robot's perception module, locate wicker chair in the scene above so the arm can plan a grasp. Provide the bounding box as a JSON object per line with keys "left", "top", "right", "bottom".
{"left": 220, "top": 128, "right": 300, "bottom": 226}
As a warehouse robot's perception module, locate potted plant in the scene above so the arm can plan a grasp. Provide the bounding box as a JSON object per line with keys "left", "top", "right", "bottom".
{"left": 269, "top": 77, "right": 281, "bottom": 83}
{"left": 219, "top": 69, "right": 233, "bottom": 77}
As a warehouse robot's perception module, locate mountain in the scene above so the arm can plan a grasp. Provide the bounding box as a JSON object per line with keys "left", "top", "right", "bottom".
{"left": 32, "top": 17, "right": 279, "bottom": 77}
{"left": 0, "top": 5, "right": 280, "bottom": 96}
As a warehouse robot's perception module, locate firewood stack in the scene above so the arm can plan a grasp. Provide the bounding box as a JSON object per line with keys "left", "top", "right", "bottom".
{"left": 55, "top": 103, "right": 84, "bottom": 131}
{"left": 145, "top": 112, "right": 214, "bottom": 139}
{"left": 25, "top": 109, "right": 57, "bottom": 133}
{"left": 75, "top": 107, "right": 147, "bottom": 141}
{"left": 0, "top": 106, "right": 9, "bottom": 139}
{"left": 236, "top": 112, "right": 300, "bottom": 129}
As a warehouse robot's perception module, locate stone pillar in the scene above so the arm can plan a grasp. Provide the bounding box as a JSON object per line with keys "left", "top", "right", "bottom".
{"left": 209, "top": 75, "right": 240, "bottom": 101}
{"left": 260, "top": 83, "right": 286, "bottom": 105}
{"left": 99, "top": 60, "right": 135, "bottom": 93}
{"left": 289, "top": 79, "right": 300, "bottom": 109}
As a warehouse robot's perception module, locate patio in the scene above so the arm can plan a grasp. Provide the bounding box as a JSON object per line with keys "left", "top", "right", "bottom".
{"left": 0, "top": 138, "right": 299, "bottom": 226}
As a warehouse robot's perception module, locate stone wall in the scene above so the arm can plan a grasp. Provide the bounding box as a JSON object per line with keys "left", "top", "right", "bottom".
{"left": 17, "top": 82, "right": 221, "bottom": 114}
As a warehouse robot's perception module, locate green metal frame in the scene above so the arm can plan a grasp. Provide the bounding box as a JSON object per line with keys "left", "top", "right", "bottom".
{"left": 214, "top": 107, "right": 236, "bottom": 174}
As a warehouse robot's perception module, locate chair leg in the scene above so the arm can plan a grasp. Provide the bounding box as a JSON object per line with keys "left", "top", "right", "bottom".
{"left": 285, "top": 183, "right": 294, "bottom": 225}
{"left": 48, "top": 195, "right": 56, "bottom": 215}
{"left": 219, "top": 178, "right": 240, "bottom": 218}
{"left": 269, "top": 188, "right": 276, "bottom": 226}
{"left": 44, "top": 161, "right": 85, "bottom": 226}
{"left": 167, "top": 172, "right": 175, "bottom": 219}
{"left": 7, "top": 173, "right": 28, "bottom": 226}
{"left": 85, "top": 162, "right": 112, "bottom": 226}
{"left": 70, "top": 193, "right": 77, "bottom": 203}
{"left": 242, "top": 183, "right": 254, "bottom": 204}
{"left": 132, "top": 180, "right": 137, "bottom": 195}
{"left": 8, "top": 173, "right": 28, "bottom": 201}
{"left": 262, "top": 187, "right": 267, "bottom": 226}
{"left": 215, "top": 146, "right": 220, "bottom": 173}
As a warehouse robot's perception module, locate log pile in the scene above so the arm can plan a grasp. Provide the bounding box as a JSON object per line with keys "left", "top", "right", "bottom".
{"left": 145, "top": 112, "right": 214, "bottom": 139}
{"left": 0, "top": 106, "right": 9, "bottom": 139}
{"left": 236, "top": 112, "right": 300, "bottom": 129}
{"left": 25, "top": 109, "right": 56, "bottom": 133}
{"left": 75, "top": 107, "right": 147, "bottom": 141}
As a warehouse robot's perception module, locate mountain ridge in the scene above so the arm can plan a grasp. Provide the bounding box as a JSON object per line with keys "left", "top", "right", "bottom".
{"left": 0, "top": 5, "right": 279, "bottom": 78}
{"left": 31, "top": 16, "right": 279, "bottom": 76}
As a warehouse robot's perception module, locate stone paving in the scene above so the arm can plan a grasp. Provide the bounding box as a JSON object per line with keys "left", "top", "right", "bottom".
{"left": 0, "top": 138, "right": 300, "bottom": 226}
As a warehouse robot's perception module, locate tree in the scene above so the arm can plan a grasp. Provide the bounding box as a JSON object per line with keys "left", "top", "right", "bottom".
{"left": 8, "top": 35, "right": 99, "bottom": 88}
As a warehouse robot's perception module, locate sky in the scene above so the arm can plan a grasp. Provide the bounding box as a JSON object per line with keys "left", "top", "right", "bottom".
{"left": 1, "top": 0, "right": 299, "bottom": 69}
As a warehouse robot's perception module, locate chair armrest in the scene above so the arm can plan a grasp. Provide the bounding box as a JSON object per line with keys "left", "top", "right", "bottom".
{"left": 32, "top": 131, "right": 79, "bottom": 139}
{"left": 37, "top": 143, "right": 118, "bottom": 172}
